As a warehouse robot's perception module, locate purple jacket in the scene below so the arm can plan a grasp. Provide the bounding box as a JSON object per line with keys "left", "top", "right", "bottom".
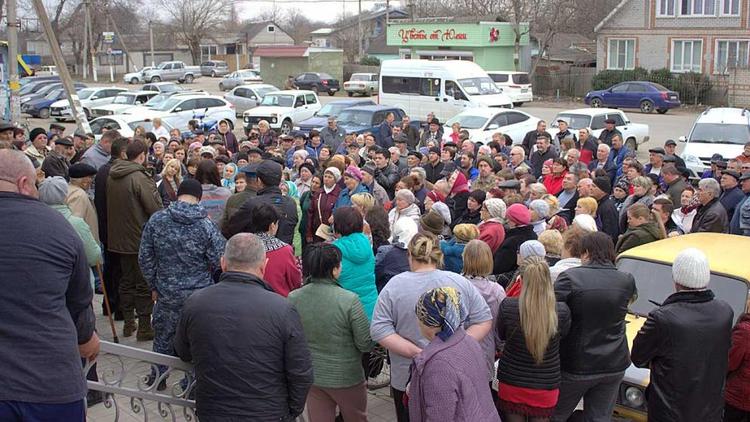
{"left": 408, "top": 329, "right": 501, "bottom": 422}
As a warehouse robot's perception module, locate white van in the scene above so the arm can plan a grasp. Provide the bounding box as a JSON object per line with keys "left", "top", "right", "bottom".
{"left": 680, "top": 107, "right": 750, "bottom": 176}
{"left": 486, "top": 71, "right": 533, "bottom": 106}
{"left": 36, "top": 66, "right": 58, "bottom": 77}
{"left": 378, "top": 59, "right": 513, "bottom": 121}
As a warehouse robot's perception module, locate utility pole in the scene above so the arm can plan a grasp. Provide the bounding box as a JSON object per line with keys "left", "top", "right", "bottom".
{"left": 30, "top": 0, "right": 91, "bottom": 133}
{"left": 149, "top": 21, "right": 155, "bottom": 67}
{"left": 7, "top": 0, "right": 21, "bottom": 124}
{"left": 82, "top": 4, "right": 88, "bottom": 79}
{"left": 85, "top": 1, "right": 98, "bottom": 82}
{"left": 357, "top": 0, "right": 362, "bottom": 59}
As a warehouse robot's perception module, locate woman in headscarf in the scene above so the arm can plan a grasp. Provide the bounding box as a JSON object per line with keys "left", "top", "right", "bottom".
{"left": 407, "top": 287, "right": 501, "bottom": 422}
{"left": 478, "top": 198, "right": 507, "bottom": 253}
{"left": 496, "top": 256, "right": 571, "bottom": 422}
{"left": 334, "top": 166, "right": 369, "bottom": 209}
{"left": 306, "top": 167, "right": 342, "bottom": 244}
{"left": 295, "top": 162, "right": 315, "bottom": 197}
{"left": 299, "top": 173, "right": 321, "bottom": 248}
{"left": 371, "top": 232, "right": 493, "bottom": 421}
{"left": 221, "top": 162, "right": 237, "bottom": 193}
{"left": 387, "top": 189, "right": 421, "bottom": 235}
{"left": 423, "top": 189, "right": 445, "bottom": 213}
{"left": 440, "top": 223, "right": 479, "bottom": 274}
{"left": 493, "top": 204, "right": 538, "bottom": 283}
{"left": 446, "top": 170, "right": 471, "bottom": 227}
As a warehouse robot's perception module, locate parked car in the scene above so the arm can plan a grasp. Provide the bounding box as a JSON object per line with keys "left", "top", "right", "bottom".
{"left": 35, "top": 66, "right": 58, "bottom": 76}
{"left": 344, "top": 73, "right": 379, "bottom": 97}
{"left": 219, "top": 70, "right": 262, "bottom": 91}
{"left": 294, "top": 72, "right": 340, "bottom": 96}
{"left": 294, "top": 98, "right": 376, "bottom": 135}
{"left": 124, "top": 93, "right": 235, "bottom": 131}
{"left": 613, "top": 234, "right": 750, "bottom": 422}
{"left": 443, "top": 108, "right": 541, "bottom": 145}
{"left": 200, "top": 60, "right": 230, "bottom": 77}
{"left": 88, "top": 114, "right": 175, "bottom": 141}
{"left": 487, "top": 71, "right": 533, "bottom": 106}
{"left": 142, "top": 82, "right": 183, "bottom": 93}
{"left": 549, "top": 108, "right": 650, "bottom": 151}
{"left": 142, "top": 61, "right": 200, "bottom": 83}
{"left": 20, "top": 75, "right": 60, "bottom": 88}
{"left": 19, "top": 79, "right": 62, "bottom": 96}
{"left": 243, "top": 90, "right": 321, "bottom": 135}
{"left": 223, "top": 84, "right": 279, "bottom": 116}
{"left": 334, "top": 105, "right": 419, "bottom": 137}
{"left": 123, "top": 67, "right": 154, "bottom": 84}
{"left": 585, "top": 81, "right": 681, "bottom": 114}
{"left": 90, "top": 91, "right": 159, "bottom": 118}
{"left": 50, "top": 87, "right": 128, "bottom": 121}
{"left": 21, "top": 82, "right": 86, "bottom": 105}
{"left": 21, "top": 88, "right": 77, "bottom": 119}
{"left": 679, "top": 107, "right": 750, "bottom": 176}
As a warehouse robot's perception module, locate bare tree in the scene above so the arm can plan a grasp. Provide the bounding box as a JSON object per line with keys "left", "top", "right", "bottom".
{"left": 162, "top": 0, "right": 230, "bottom": 64}
{"left": 527, "top": 0, "right": 577, "bottom": 77}
{"left": 277, "top": 8, "right": 323, "bottom": 45}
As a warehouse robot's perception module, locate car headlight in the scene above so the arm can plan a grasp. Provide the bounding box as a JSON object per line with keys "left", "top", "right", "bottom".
{"left": 106, "top": 110, "right": 114, "bottom": 115}
{"left": 683, "top": 153, "right": 702, "bottom": 165}
{"left": 293, "top": 126, "right": 300, "bottom": 131}
{"left": 21, "top": 98, "right": 30, "bottom": 103}
{"left": 271, "top": 117, "right": 278, "bottom": 123}
{"left": 624, "top": 386, "right": 645, "bottom": 408}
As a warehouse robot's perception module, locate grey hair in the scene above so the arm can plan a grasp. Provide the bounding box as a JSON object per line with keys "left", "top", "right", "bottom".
{"left": 529, "top": 182, "right": 548, "bottom": 197}
{"left": 579, "top": 127, "right": 591, "bottom": 135}
{"left": 410, "top": 166, "right": 426, "bottom": 182}
{"left": 597, "top": 143, "right": 611, "bottom": 154}
{"left": 511, "top": 146, "right": 525, "bottom": 159}
{"left": 698, "top": 177, "right": 721, "bottom": 198}
{"left": 395, "top": 188, "right": 415, "bottom": 204}
{"left": 224, "top": 233, "right": 266, "bottom": 271}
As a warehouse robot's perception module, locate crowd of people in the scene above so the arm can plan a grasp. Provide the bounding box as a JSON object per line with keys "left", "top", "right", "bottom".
{"left": 0, "top": 113, "right": 749, "bottom": 422}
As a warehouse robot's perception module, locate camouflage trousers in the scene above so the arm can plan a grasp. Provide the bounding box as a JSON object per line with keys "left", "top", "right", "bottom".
{"left": 152, "top": 300, "right": 186, "bottom": 357}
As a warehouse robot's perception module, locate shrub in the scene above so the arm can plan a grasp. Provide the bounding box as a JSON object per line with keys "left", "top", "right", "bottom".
{"left": 592, "top": 68, "right": 713, "bottom": 104}
{"left": 359, "top": 56, "right": 381, "bottom": 66}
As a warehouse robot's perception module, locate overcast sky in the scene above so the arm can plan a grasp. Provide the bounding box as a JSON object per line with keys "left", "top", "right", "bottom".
{"left": 235, "top": 0, "right": 399, "bottom": 24}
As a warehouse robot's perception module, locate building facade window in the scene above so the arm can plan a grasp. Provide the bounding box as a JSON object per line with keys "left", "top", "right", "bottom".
{"left": 671, "top": 40, "right": 702, "bottom": 72}
{"left": 680, "top": 0, "right": 715, "bottom": 15}
{"left": 607, "top": 39, "right": 635, "bottom": 70}
{"left": 715, "top": 40, "right": 750, "bottom": 73}
{"left": 200, "top": 45, "right": 218, "bottom": 57}
{"left": 721, "top": 0, "right": 740, "bottom": 14}
{"left": 658, "top": 0, "right": 676, "bottom": 16}
{"left": 267, "top": 25, "right": 275, "bottom": 33}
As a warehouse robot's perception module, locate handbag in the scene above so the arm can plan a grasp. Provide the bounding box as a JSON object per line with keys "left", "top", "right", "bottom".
{"left": 314, "top": 193, "right": 335, "bottom": 241}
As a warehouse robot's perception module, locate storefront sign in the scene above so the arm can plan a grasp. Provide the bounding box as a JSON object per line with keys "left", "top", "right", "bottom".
{"left": 398, "top": 28, "right": 468, "bottom": 44}
{"left": 387, "top": 22, "right": 528, "bottom": 48}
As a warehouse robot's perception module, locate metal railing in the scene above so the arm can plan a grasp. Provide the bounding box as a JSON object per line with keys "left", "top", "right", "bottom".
{"left": 84, "top": 341, "right": 198, "bottom": 421}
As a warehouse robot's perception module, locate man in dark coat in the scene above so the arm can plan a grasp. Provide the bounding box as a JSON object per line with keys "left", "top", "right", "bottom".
{"left": 521, "top": 120, "right": 552, "bottom": 155}
{"left": 632, "top": 248, "right": 733, "bottom": 422}
{"left": 376, "top": 111, "right": 395, "bottom": 149}
{"left": 591, "top": 176, "right": 620, "bottom": 243}
{"left": 598, "top": 118, "right": 622, "bottom": 146}
{"left": 174, "top": 233, "right": 313, "bottom": 421}
{"left": 42, "top": 136, "right": 74, "bottom": 179}
{"left": 720, "top": 170, "right": 746, "bottom": 222}
{"left": 530, "top": 135, "right": 557, "bottom": 178}
{"left": 662, "top": 163, "right": 687, "bottom": 208}
{"left": 556, "top": 173, "right": 580, "bottom": 224}
{"left": 222, "top": 160, "right": 298, "bottom": 244}
{"left": 692, "top": 178, "right": 729, "bottom": 233}
{"left": 422, "top": 146, "right": 444, "bottom": 184}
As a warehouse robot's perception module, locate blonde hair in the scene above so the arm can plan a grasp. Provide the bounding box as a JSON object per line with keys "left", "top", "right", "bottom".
{"left": 520, "top": 256, "right": 558, "bottom": 364}
{"left": 631, "top": 176, "right": 653, "bottom": 191}
{"left": 160, "top": 158, "right": 183, "bottom": 184}
{"left": 538, "top": 230, "right": 563, "bottom": 256}
{"left": 351, "top": 192, "right": 375, "bottom": 213}
{"left": 542, "top": 194, "right": 560, "bottom": 214}
{"left": 461, "top": 239, "right": 493, "bottom": 277}
{"left": 408, "top": 232, "right": 444, "bottom": 268}
{"left": 576, "top": 197, "right": 598, "bottom": 216}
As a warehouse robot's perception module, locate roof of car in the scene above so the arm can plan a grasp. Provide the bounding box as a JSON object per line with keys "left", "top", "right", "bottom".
{"left": 558, "top": 107, "right": 622, "bottom": 116}
{"left": 235, "top": 84, "right": 277, "bottom": 90}
{"left": 447, "top": 107, "right": 531, "bottom": 119}
{"left": 343, "top": 105, "right": 401, "bottom": 112}
{"left": 695, "top": 107, "right": 750, "bottom": 125}
{"left": 144, "top": 82, "right": 178, "bottom": 86}
{"left": 267, "top": 90, "right": 316, "bottom": 95}
{"left": 329, "top": 99, "right": 376, "bottom": 106}
{"left": 119, "top": 91, "right": 158, "bottom": 96}
{"left": 616, "top": 233, "right": 750, "bottom": 283}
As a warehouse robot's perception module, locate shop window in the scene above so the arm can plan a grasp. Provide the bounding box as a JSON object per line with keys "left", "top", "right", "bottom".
{"left": 607, "top": 39, "right": 635, "bottom": 70}
{"left": 671, "top": 40, "right": 702, "bottom": 73}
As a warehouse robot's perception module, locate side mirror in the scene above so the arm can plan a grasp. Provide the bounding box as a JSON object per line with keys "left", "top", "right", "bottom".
{"left": 486, "top": 123, "right": 499, "bottom": 130}
{"left": 174, "top": 107, "right": 182, "bottom": 112}
{"left": 250, "top": 96, "right": 257, "bottom": 100}
{"left": 678, "top": 136, "right": 687, "bottom": 142}
{"left": 91, "top": 96, "right": 99, "bottom": 100}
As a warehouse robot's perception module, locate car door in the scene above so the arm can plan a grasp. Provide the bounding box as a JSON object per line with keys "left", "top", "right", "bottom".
{"left": 90, "top": 118, "right": 121, "bottom": 139}
{"left": 296, "top": 93, "right": 317, "bottom": 121}
{"left": 626, "top": 83, "right": 648, "bottom": 108}
{"left": 230, "top": 88, "right": 250, "bottom": 114}
{"left": 170, "top": 98, "right": 199, "bottom": 129}
{"left": 485, "top": 112, "right": 510, "bottom": 138}
{"left": 295, "top": 74, "right": 308, "bottom": 90}
{"left": 199, "top": 98, "right": 227, "bottom": 122}
{"left": 606, "top": 83, "right": 630, "bottom": 108}
{"left": 444, "top": 80, "right": 471, "bottom": 118}
{"left": 502, "top": 111, "right": 533, "bottom": 142}
{"left": 290, "top": 94, "right": 308, "bottom": 122}
{"left": 224, "top": 72, "right": 237, "bottom": 89}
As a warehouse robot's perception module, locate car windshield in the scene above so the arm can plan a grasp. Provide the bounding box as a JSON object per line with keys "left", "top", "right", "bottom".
{"left": 458, "top": 77, "right": 502, "bottom": 95}
{"left": 240, "top": 71, "right": 259, "bottom": 78}
{"left": 152, "top": 97, "right": 182, "bottom": 112}
{"left": 445, "top": 114, "right": 489, "bottom": 130}
{"left": 254, "top": 86, "right": 277, "bottom": 98}
{"left": 351, "top": 74, "right": 370, "bottom": 81}
{"left": 337, "top": 110, "right": 373, "bottom": 126}
{"left": 260, "top": 94, "right": 293, "bottom": 107}
{"left": 145, "top": 94, "right": 171, "bottom": 108}
{"left": 618, "top": 258, "right": 748, "bottom": 325}
{"left": 690, "top": 123, "right": 750, "bottom": 144}
{"left": 37, "top": 84, "right": 59, "bottom": 95}
{"left": 552, "top": 113, "right": 592, "bottom": 129}
{"left": 112, "top": 95, "right": 136, "bottom": 105}
{"left": 157, "top": 62, "right": 169, "bottom": 69}
{"left": 512, "top": 73, "right": 531, "bottom": 85}
{"left": 77, "top": 89, "right": 95, "bottom": 100}
{"left": 159, "top": 84, "right": 179, "bottom": 93}
{"left": 127, "top": 121, "right": 154, "bottom": 131}
{"left": 317, "top": 103, "right": 348, "bottom": 117}
{"left": 45, "top": 89, "right": 62, "bottom": 100}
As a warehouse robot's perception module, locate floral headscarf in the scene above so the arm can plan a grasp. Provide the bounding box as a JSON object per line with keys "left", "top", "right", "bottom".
{"left": 415, "top": 287, "right": 464, "bottom": 341}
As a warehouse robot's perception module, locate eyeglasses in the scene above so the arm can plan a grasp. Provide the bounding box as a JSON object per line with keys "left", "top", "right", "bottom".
{"left": 510, "top": 152, "right": 521, "bottom": 156}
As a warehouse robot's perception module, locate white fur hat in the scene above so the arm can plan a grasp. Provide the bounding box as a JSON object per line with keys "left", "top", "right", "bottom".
{"left": 672, "top": 248, "right": 710, "bottom": 289}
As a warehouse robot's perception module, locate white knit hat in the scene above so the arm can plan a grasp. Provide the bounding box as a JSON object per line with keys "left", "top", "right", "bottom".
{"left": 519, "top": 240, "right": 546, "bottom": 260}
{"left": 572, "top": 214, "right": 598, "bottom": 232}
{"left": 431, "top": 202, "right": 452, "bottom": 225}
{"left": 484, "top": 198, "right": 507, "bottom": 220}
{"left": 672, "top": 248, "right": 710, "bottom": 289}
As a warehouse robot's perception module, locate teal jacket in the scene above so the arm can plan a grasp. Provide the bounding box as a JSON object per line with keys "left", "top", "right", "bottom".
{"left": 333, "top": 232, "right": 377, "bottom": 320}
{"left": 51, "top": 204, "right": 101, "bottom": 267}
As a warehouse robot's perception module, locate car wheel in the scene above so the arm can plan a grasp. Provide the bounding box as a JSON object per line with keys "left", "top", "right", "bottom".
{"left": 226, "top": 120, "right": 234, "bottom": 130}
{"left": 657, "top": 109, "right": 668, "bottom": 115}
{"left": 640, "top": 100, "right": 654, "bottom": 114}
{"left": 185, "top": 74, "right": 194, "bottom": 83}
{"left": 151, "top": 76, "right": 161, "bottom": 83}
{"left": 130, "top": 77, "right": 138, "bottom": 84}
{"left": 55, "top": 118, "right": 64, "bottom": 122}
{"left": 347, "top": 92, "right": 353, "bottom": 97}
{"left": 211, "top": 71, "right": 216, "bottom": 78}
{"left": 328, "top": 91, "right": 335, "bottom": 96}
{"left": 39, "top": 108, "right": 50, "bottom": 119}
{"left": 219, "top": 83, "right": 224, "bottom": 91}
{"left": 626, "top": 137, "right": 637, "bottom": 151}
{"left": 513, "top": 102, "right": 524, "bottom": 107}
{"left": 311, "top": 86, "right": 319, "bottom": 94}
{"left": 590, "top": 97, "right": 602, "bottom": 108}
{"left": 280, "top": 119, "right": 293, "bottom": 135}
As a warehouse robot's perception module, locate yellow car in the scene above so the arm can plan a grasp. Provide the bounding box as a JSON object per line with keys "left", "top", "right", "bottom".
{"left": 612, "top": 233, "right": 750, "bottom": 421}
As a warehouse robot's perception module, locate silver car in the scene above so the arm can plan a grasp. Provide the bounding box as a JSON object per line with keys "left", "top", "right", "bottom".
{"left": 223, "top": 84, "right": 279, "bottom": 116}
{"left": 219, "top": 70, "right": 262, "bottom": 91}
{"left": 200, "top": 60, "right": 230, "bottom": 77}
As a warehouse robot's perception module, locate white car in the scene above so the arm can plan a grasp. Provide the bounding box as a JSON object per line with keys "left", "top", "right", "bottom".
{"left": 123, "top": 67, "right": 154, "bottom": 84}
{"left": 443, "top": 108, "right": 541, "bottom": 145}
{"left": 344, "top": 73, "right": 378, "bottom": 97}
{"left": 243, "top": 90, "right": 321, "bottom": 135}
{"left": 123, "top": 93, "right": 236, "bottom": 131}
{"left": 90, "top": 91, "right": 159, "bottom": 118}
{"left": 142, "top": 82, "right": 183, "bottom": 93}
{"left": 680, "top": 107, "right": 750, "bottom": 176}
{"left": 487, "top": 71, "right": 533, "bottom": 106}
{"left": 88, "top": 115, "right": 175, "bottom": 141}
{"left": 49, "top": 87, "right": 128, "bottom": 121}
{"left": 549, "top": 108, "right": 650, "bottom": 152}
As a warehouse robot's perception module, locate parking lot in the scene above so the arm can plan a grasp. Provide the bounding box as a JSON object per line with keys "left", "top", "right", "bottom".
{"left": 20, "top": 75, "right": 702, "bottom": 161}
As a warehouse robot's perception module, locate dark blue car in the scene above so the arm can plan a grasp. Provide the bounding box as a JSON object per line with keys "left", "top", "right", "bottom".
{"left": 336, "top": 105, "right": 416, "bottom": 136}
{"left": 295, "top": 98, "right": 375, "bottom": 135}
{"left": 584, "top": 81, "right": 680, "bottom": 114}
{"left": 22, "top": 88, "right": 68, "bottom": 119}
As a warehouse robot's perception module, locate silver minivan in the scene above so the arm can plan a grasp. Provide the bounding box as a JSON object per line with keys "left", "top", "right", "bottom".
{"left": 200, "top": 60, "right": 230, "bottom": 77}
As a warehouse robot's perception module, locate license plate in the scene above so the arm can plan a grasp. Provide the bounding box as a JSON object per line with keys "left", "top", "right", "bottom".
{"left": 670, "top": 95, "right": 677, "bottom": 100}
{"left": 521, "top": 88, "right": 528, "bottom": 93}
{"left": 51, "top": 110, "right": 61, "bottom": 116}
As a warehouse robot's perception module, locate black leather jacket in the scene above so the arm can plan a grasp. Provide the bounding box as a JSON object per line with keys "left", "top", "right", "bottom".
{"left": 555, "top": 263, "right": 636, "bottom": 375}
{"left": 222, "top": 186, "right": 299, "bottom": 244}
{"left": 632, "top": 289, "right": 733, "bottom": 422}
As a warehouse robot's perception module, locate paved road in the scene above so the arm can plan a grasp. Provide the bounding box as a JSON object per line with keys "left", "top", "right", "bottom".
{"left": 20, "top": 75, "right": 701, "bottom": 162}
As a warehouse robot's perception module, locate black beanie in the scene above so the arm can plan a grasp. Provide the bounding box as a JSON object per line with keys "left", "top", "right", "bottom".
{"left": 29, "top": 128, "right": 47, "bottom": 144}
{"left": 593, "top": 176, "right": 612, "bottom": 195}
{"left": 177, "top": 179, "right": 203, "bottom": 201}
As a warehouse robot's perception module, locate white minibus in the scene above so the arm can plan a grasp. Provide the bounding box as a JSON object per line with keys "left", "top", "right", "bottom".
{"left": 378, "top": 59, "right": 513, "bottom": 121}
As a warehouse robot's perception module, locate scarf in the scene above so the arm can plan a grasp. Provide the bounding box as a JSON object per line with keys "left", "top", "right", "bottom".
{"left": 450, "top": 171, "right": 470, "bottom": 196}
{"left": 255, "top": 231, "right": 287, "bottom": 253}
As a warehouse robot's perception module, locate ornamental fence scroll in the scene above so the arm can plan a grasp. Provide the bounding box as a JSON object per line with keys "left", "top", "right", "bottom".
{"left": 84, "top": 340, "right": 198, "bottom": 422}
